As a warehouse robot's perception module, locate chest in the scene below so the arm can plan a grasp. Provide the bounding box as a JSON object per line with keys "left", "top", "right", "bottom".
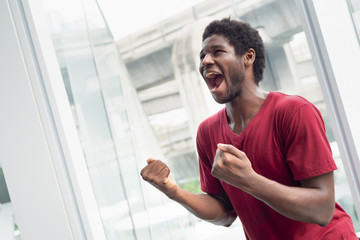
{"left": 207, "top": 118, "right": 294, "bottom": 185}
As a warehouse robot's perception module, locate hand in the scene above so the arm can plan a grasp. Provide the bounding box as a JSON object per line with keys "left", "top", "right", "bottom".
{"left": 212, "top": 143, "right": 256, "bottom": 191}
{"left": 140, "top": 158, "right": 178, "bottom": 199}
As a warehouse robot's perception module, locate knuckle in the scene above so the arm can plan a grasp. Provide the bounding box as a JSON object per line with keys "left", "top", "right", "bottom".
{"left": 239, "top": 151, "right": 246, "bottom": 158}
{"left": 156, "top": 160, "right": 166, "bottom": 168}
{"left": 211, "top": 163, "right": 220, "bottom": 174}
{"left": 219, "top": 154, "right": 229, "bottom": 165}
{"left": 211, "top": 169, "right": 219, "bottom": 179}
{"left": 147, "top": 176, "right": 155, "bottom": 183}
{"left": 221, "top": 159, "right": 228, "bottom": 167}
{"left": 141, "top": 173, "right": 149, "bottom": 181}
{"left": 221, "top": 154, "right": 229, "bottom": 163}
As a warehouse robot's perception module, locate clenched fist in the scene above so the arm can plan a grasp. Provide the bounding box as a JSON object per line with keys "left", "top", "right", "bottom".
{"left": 140, "top": 158, "right": 178, "bottom": 199}
{"left": 212, "top": 143, "right": 256, "bottom": 191}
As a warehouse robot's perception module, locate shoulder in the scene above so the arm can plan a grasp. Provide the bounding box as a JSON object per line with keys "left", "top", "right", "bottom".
{"left": 196, "top": 108, "right": 224, "bottom": 160}
{"left": 271, "top": 91, "right": 321, "bottom": 119}
{"left": 196, "top": 108, "right": 224, "bottom": 150}
{"left": 272, "top": 91, "right": 313, "bottom": 109}
{"left": 268, "top": 92, "right": 325, "bottom": 140}
{"left": 198, "top": 108, "right": 224, "bottom": 134}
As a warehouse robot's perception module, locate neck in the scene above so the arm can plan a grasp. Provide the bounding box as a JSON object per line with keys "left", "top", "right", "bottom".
{"left": 225, "top": 84, "right": 268, "bottom": 134}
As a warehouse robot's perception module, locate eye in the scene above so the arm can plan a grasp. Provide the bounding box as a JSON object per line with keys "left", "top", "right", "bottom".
{"left": 214, "top": 50, "right": 223, "bottom": 55}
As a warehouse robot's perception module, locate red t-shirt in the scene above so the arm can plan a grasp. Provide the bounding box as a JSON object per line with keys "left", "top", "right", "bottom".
{"left": 196, "top": 91, "right": 357, "bottom": 239}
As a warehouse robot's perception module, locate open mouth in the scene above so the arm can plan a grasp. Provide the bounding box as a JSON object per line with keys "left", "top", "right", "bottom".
{"left": 205, "top": 72, "right": 224, "bottom": 90}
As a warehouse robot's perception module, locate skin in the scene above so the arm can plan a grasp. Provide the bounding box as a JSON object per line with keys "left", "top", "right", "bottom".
{"left": 140, "top": 34, "right": 335, "bottom": 227}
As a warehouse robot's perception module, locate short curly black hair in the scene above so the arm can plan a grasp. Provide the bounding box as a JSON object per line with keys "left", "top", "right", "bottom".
{"left": 202, "top": 18, "right": 266, "bottom": 84}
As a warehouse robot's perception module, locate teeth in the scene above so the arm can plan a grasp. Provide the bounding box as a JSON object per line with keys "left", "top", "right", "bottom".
{"left": 205, "top": 72, "right": 220, "bottom": 78}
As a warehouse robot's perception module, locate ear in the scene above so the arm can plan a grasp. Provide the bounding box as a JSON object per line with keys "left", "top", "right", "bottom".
{"left": 244, "top": 48, "right": 256, "bottom": 67}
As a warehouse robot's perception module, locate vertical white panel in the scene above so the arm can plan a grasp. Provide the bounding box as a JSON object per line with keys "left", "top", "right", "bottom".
{"left": 0, "top": 0, "right": 75, "bottom": 238}
{"left": 0, "top": 0, "right": 106, "bottom": 239}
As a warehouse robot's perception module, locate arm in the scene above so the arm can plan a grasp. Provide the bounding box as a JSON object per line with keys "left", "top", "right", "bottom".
{"left": 140, "top": 158, "right": 236, "bottom": 226}
{"left": 212, "top": 144, "right": 335, "bottom": 226}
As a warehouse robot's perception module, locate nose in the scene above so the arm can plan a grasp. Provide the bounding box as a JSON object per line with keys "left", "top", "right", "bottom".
{"left": 200, "top": 53, "right": 214, "bottom": 68}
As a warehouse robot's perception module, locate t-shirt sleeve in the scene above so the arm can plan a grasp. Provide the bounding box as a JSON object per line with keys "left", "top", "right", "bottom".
{"left": 196, "top": 123, "right": 225, "bottom": 195}
{"left": 283, "top": 103, "right": 337, "bottom": 181}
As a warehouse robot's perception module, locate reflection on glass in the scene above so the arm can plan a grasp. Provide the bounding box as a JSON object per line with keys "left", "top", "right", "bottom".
{"left": 43, "top": 0, "right": 359, "bottom": 239}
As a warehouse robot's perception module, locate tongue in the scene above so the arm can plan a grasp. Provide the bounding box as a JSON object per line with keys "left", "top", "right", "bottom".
{"left": 214, "top": 75, "right": 223, "bottom": 87}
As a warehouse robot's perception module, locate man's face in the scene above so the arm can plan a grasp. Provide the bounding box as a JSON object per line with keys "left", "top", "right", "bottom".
{"left": 199, "top": 34, "right": 245, "bottom": 104}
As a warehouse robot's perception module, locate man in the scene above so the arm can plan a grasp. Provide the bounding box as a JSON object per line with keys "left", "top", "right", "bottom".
{"left": 140, "top": 18, "right": 357, "bottom": 239}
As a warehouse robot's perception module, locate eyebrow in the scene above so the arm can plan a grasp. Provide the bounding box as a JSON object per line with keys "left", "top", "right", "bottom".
{"left": 209, "top": 44, "right": 226, "bottom": 49}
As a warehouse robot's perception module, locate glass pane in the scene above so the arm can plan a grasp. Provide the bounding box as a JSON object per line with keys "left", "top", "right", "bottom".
{"left": 0, "top": 165, "right": 21, "bottom": 240}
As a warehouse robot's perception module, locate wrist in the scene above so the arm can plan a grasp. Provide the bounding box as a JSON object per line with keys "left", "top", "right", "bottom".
{"left": 166, "top": 184, "right": 180, "bottom": 200}
{"left": 242, "top": 171, "right": 262, "bottom": 194}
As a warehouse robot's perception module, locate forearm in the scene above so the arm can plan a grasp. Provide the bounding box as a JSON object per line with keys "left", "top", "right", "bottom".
{"left": 170, "top": 186, "right": 236, "bottom": 226}
{"left": 242, "top": 173, "right": 334, "bottom": 226}
{"left": 140, "top": 158, "right": 236, "bottom": 226}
